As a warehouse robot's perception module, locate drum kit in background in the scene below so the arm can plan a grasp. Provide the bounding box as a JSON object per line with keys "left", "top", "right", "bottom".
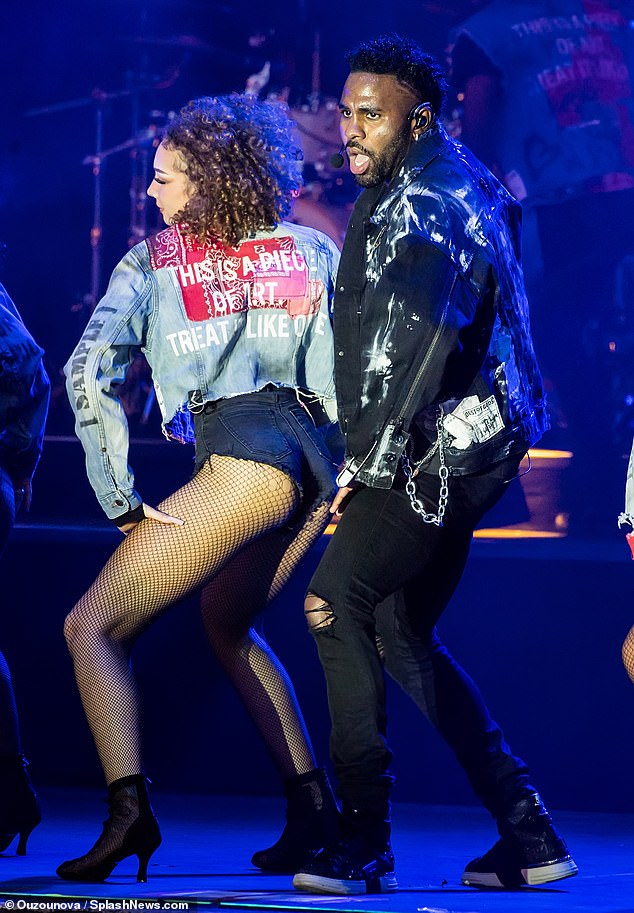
{"left": 289, "top": 98, "right": 355, "bottom": 249}
{"left": 26, "top": 32, "right": 355, "bottom": 429}
{"left": 27, "top": 29, "right": 574, "bottom": 536}
{"left": 27, "top": 31, "right": 354, "bottom": 314}
{"left": 27, "top": 78, "right": 177, "bottom": 313}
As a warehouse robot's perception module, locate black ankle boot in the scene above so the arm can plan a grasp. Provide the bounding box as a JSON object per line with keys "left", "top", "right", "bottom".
{"left": 56, "top": 775, "right": 162, "bottom": 883}
{"left": 251, "top": 767, "right": 340, "bottom": 873}
{"left": 0, "top": 755, "right": 41, "bottom": 855}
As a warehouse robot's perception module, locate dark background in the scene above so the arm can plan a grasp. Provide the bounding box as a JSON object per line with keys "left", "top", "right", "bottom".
{"left": 2, "top": 1, "right": 634, "bottom": 812}
{"left": 0, "top": 0, "right": 463, "bottom": 415}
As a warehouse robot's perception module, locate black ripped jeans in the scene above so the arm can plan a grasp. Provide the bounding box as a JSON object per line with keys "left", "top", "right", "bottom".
{"left": 307, "top": 457, "right": 534, "bottom": 820}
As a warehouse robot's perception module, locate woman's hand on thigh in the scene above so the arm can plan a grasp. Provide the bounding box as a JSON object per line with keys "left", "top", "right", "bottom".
{"left": 119, "top": 502, "right": 185, "bottom": 535}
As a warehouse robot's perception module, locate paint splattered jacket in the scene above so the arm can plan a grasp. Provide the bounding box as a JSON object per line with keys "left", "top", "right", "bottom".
{"left": 334, "top": 123, "right": 548, "bottom": 489}
{"left": 65, "top": 222, "right": 339, "bottom": 520}
{"left": 0, "top": 283, "right": 50, "bottom": 484}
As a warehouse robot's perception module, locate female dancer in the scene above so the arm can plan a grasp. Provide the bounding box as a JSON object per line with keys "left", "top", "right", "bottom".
{"left": 0, "top": 282, "right": 49, "bottom": 854}
{"left": 58, "top": 95, "right": 340, "bottom": 883}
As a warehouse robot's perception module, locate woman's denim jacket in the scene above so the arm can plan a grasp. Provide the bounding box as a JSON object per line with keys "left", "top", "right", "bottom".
{"left": 65, "top": 222, "right": 339, "bottom": 520}
{"left": 335, "top": 123, "right": 549, "bottom": 489}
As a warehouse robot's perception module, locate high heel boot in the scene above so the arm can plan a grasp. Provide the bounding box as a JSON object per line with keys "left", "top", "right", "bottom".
{"left": 251, "top": 767, "right": 340, "bottom": 873}
{"left": 56, "top": 775, "right": 162, "bottom": 883}
{"left": 0, "top": 755, "right": 41, "bottom": 855}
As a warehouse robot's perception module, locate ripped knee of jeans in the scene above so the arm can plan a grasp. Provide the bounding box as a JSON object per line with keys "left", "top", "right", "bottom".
{"left": 304, "top": 591, "right": 336, "bottom": 633}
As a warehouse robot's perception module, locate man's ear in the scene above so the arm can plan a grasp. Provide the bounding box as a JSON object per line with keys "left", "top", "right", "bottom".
{"left": 410, "top": 102, "right": 434, "bottom": 140}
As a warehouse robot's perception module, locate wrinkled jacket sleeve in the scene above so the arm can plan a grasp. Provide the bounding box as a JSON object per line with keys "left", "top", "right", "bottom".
{"left": 0, "top": 285, "right": 50, "bottom": 483}
{"left": 386, "top": 233, "right": 476, "bottom": 409}
{"left": 345, "top": 235, "right": 478, "bottom": 487}
{"left": 64, "top": 249, "right": 152, "bottom": 520}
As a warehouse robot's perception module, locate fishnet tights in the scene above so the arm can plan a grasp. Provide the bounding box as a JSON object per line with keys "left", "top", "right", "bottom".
{"left": 201, "top": 498, "right": 330, "bottom": 779}
{"left": 64, "top": 455, "right": 326, "bottom": 784}
{"left": 623, "top": 624, "right": 634, "bottom": 684}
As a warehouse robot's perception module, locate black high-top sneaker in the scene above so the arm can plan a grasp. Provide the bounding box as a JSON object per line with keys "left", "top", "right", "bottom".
{"left": 462, "top": 793, "right": 579, "bottom": 888}
{"left": 293, "top": 803, "right": 397, "bottom": 895}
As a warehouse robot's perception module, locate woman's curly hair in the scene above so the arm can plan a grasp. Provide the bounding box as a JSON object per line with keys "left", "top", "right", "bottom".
{"left": 163, "top": 94, "right": 303, "bottom": 246}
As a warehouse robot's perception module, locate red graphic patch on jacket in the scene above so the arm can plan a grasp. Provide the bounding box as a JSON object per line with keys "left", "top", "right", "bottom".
{"left": 147, "top": 226, "right": 319, "bottom": 321}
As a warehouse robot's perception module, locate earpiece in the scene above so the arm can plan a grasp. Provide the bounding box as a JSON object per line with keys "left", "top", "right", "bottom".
{"left": 409, "top": 102, "right": 433, "bottom": 137}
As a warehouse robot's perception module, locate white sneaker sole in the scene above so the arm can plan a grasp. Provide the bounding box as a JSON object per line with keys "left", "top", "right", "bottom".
{"left": 462, "top": 857, "right": 579, "bottom": 888}
{"left": 293, "top": 872, "right": 398, "bottom": 895}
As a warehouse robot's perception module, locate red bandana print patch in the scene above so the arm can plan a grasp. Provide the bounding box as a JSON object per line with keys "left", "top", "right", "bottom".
{"left": 147, "top": 227, "right": 318, "bottom": 321}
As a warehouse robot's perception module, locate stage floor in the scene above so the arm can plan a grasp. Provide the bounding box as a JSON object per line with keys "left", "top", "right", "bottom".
{"left": 0, "top": 790, "right": 632, "bottom": 913}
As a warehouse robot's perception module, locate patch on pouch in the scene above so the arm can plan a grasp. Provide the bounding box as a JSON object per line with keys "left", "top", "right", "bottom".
{"left": 444, "top": 394, "right": 504, "bottom": 449}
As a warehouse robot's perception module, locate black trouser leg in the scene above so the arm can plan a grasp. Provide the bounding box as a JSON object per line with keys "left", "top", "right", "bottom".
{"left": 307, "top": 462, "right": 532, "bottom": 821}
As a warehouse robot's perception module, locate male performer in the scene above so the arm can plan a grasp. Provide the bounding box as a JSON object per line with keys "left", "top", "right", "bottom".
{"left": 293, "top": 34, "right": 578, "bottom": 895}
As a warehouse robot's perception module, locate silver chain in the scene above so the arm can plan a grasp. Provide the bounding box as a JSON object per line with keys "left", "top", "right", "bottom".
{"left": 401, "top": 408, "right": 449, "bottom": 526}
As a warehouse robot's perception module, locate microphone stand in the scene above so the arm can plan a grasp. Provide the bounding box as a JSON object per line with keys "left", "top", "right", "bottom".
{"left": 26, "top": 74, "right": 178, "bottom": 311}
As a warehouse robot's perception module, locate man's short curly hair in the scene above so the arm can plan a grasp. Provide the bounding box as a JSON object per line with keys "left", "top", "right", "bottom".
{"left": 163, "top": 94, "right": 303, "bottom": 246}
{"left": 346, "top": 34, "right": 447, "bottom": 116}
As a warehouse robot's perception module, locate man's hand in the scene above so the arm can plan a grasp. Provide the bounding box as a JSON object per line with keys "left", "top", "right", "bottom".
{"left": 119, "top": 503, "right": 185, "bottom": 535}
{"left": 330, "top": 483, "right": 362, "bottom": 516}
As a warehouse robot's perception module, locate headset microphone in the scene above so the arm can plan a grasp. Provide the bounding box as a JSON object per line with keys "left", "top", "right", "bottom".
{"left": 330, "top": 145, "right": 345, "bottom": 169}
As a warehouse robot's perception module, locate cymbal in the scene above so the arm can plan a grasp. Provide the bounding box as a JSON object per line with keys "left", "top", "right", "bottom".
{"left": 82, "top": 126, "right": 160, "bottom": 166}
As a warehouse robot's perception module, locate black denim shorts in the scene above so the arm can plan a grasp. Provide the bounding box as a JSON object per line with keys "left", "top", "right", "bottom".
{"left": 193, "top": 388, "right": 339, "bottom": 514}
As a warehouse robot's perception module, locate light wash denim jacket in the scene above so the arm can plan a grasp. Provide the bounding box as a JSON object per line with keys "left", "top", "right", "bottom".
{"left": 65, "top": 222, "right": 339, "bottom": 520}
